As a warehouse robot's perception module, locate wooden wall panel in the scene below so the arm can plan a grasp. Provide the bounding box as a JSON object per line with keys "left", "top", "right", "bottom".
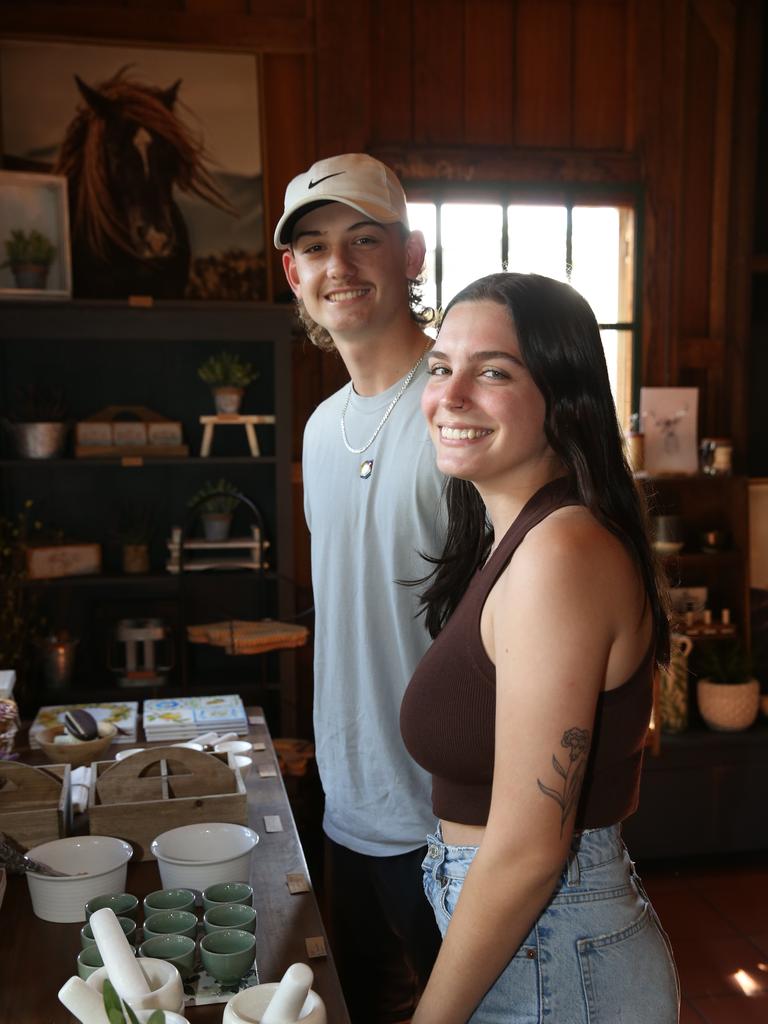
{"left": 573, "top": 0, "right": 627, "bottom": 149}
{"left": 463, "top": 0, "right": 515, "bottom": 145}
{"left": 371, "top": 0, "right": 413, "bottom": 144}
{"left": 262, "top": 52, "right": 315, "bottom": 300}
{"left": 680, "top": 7, "right": 718, "bottom": 338}
{"left": 314, "top": 0, "right": 370, "bottom": 154}
{"left": 515, "top": 0, "right": 572, "bottom": 146}
{"left": 412, "top": 0, "right": 465, "bottom": 143}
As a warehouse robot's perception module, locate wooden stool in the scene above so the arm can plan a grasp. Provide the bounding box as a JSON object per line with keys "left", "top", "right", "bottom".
{"left": 199, "top": 414, "right": 276, "bottom": 457}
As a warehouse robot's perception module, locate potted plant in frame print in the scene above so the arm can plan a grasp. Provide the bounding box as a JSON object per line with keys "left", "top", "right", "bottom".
{"left": 0, "top": 40, "right": 265, "bottom": 301}
{"left": 0, "top": 171, "right": 72, "bottom": 299}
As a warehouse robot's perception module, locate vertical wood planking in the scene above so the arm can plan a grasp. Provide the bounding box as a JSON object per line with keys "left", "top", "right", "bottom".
{"left": 680, "top": 6, "right": 718, "bottom": 338}
{"left": 371, "top": 0, "right": 414, "bottom": 144}
{"left": 314, "top": 0, "right": 371, "bottom": 154}
{"left": 515, "top": 0, "right": 573, "bottom": 147}
{"left": 413, "top": 0, "right": 466, "bottom": 144}
{"left": 463, "top": 0, "right": 515, "bottom": 145}
{"left": 573, "top": 0, "right": 627, "bottom": 149}
{"left": 262, "top": 52, "right": 315, "bottom": 300}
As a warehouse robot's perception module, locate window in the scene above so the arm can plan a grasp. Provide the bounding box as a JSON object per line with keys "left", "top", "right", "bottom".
{"left": 407, "top": 197, "right": 637, "bottom": 430}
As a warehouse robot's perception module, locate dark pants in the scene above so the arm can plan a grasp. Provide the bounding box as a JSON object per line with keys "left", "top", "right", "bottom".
{"left": 325, "top": 837, "right": 442, "bottom": 1024}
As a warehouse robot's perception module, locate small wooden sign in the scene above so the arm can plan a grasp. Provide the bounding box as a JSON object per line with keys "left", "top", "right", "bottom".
{"left": 26, "top": 543, "right": 101, "bottom": 580}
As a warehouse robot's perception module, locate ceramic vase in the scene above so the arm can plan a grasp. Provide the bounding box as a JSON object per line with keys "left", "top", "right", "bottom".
{"left": 659, "top": 634, "right": 693, "bottom": 734}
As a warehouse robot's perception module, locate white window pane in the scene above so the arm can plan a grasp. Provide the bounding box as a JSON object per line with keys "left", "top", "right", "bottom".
{"left": 441, "top": 203, "right": 503, "bottom": 307}
{"left": 507, "top": 205, "right": 567, "bottom": 281}
{"left": 407, "top": 202, "right": 437, "bottom": 311}
{"left": 571, "top": 207, "right": 633, "bottom": 324}
{"left": 600, "top": 328, "right": 632, "bottom": 431}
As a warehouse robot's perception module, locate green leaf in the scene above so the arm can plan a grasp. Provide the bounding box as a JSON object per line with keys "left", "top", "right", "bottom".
{"left": 123, "top": 1002, "right": 143, "bottom": 1024}
{"left": 147, "top": 1011, "right": 166, "bottom": 1024}
{"left": 103, "top": 979, "right": 124, "bottom": 1020}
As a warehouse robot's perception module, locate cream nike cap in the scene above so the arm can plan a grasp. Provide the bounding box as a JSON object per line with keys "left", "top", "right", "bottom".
{"left": 273, "top": 152, "right": 409, "bottom": 249}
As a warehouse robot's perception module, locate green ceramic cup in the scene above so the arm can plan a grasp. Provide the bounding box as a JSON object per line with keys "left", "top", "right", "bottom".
{"left": 143, "top": 888, "right": 197, "bottom": 916}
{"left": 200, "top": 928, "right": 256, "bottom": 986}
{"left": 202, "top": 882, "right": 253, "bottom": 911}
{"left": 76, "top": 945, "right": 104, "bottom": 980}
{"left": 80, "top": 914, "right": 136, "bottom": 950}
{"left": 139, "top": 933, "right": 197, "bottom": 980}
{"left": 84, "top": 892, "right": 140, "bottom": 921}
{"left": 142, "top": 909, "right": 198, "bottom": 941}
{"left": 203, "top": 902, "right": 258, "bottom": 935}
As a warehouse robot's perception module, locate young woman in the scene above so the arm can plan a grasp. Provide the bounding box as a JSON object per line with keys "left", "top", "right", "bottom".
{"left": 400, "top": 273, "right": 679, "bottom": 1024}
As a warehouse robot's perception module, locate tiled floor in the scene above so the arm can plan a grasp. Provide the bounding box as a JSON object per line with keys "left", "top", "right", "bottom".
{"left": 641, "top": 853, "right": 768, "bottom": 1023}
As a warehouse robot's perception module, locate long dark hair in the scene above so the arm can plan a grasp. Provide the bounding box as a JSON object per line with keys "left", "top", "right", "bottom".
{"left": 419, "top": 272, "right": 670, "bottom": 665}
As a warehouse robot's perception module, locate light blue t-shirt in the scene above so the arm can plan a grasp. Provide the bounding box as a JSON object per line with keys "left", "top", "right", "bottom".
{"left": 303, "top": 366, "right": 445, "bottom": 856}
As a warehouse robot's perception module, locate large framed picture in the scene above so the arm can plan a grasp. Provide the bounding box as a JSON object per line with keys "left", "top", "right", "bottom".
{"left": 0, "top": 170, "right": 71, "bottom": 300}
{"left": 639, "top": 386, "right": 699, "bottom": 475}
{"left": 0, "top": 39, "right": 264, "bottom": 301}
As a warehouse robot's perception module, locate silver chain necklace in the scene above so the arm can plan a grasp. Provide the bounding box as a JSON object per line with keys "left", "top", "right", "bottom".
{"left": 340, "top": 347, "right": 428, "bottom": 455}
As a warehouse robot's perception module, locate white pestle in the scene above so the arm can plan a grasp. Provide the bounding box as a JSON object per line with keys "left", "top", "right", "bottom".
{"left": 58, "top": 976, "right": 111, "bottom": 1024}
{"left": 260, "top": 963, "right": 314, "bottom": 1024}
{"left": 89, "top": 907, "right": 152, "bottom": 1002}
{"left": 195, "top": 731, "right": 220, "bottom": 747}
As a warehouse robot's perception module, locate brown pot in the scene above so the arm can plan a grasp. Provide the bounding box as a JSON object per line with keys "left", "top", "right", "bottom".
{"left": 213, "top": 387, "right": 244, "bottom": 415}
{"left": 122, "top": 543, "right": 150, "bottom": 575}
{"left": 12, "top": 262, "right": 50, "bottom": 290}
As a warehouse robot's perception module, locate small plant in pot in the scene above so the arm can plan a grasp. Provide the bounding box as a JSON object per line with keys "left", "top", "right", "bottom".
{"left": 6, "top": 384, "right": 68, "bottom": 460}
{"left": 188, "top": 478, "right": 241, "bottom": 542}
{"left": 115, "top": 502, "right": 155, "bottom": 575}
{"left": 696, "top": 638, "right": 760, "bottom": 731}
{"left": 197, "top": 351, "right": 258, "bottom": 415}
{"left": 1, "top": 228, "right": 56, "bottom": 290}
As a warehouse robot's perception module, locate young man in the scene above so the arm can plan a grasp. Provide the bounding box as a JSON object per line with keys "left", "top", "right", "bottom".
{"left": 274, "top": 154, "right": 444, "bottom": 1024}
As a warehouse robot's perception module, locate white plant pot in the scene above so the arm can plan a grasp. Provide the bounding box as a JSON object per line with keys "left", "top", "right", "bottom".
{"left": 697, "top": 678, "right": 760, "bottom": 731}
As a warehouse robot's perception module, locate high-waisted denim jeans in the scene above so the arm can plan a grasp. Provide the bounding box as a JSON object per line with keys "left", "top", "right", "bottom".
{"left": 422, "top": 823, "right": 680, "bottom": 1024}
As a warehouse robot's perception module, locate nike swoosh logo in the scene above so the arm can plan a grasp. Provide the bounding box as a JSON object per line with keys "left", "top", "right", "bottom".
{"left": 308, "top": 172, "right": 345, "bottom": 189}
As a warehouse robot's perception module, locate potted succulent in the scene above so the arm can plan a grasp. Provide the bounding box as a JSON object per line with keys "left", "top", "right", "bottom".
{"left": 188, "top": 478, "right": 241, "bottom": 541}
{"left": 696, "top": 639, "right": 760, "bottom": 731}
{"left": 6, "top": 384, "right": 68, "bottom": 459}
{"left": 197, "top": 351, "right": 258, "bottom": 415}
{"left": 1, "top": 228, "right": 56, "bottom": 290}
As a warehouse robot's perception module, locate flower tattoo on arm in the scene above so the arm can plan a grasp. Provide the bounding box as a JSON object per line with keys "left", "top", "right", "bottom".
{"left": 537, "top": 728, "right": 591, "bottom": 837}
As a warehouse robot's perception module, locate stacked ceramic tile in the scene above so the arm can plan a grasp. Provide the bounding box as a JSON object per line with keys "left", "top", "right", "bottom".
{"left": 142, "top": 694, "right": 249, "bottom": 741}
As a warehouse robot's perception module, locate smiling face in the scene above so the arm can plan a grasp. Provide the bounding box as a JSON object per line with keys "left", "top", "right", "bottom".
{"left": 281, "top": 202, "right": 425, "bottom": 343}
{"left": 422, "top": 299, "right": 559, "bottom": 492}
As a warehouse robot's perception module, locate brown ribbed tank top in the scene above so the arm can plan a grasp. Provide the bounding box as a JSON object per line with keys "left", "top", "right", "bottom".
{"left": 400, "top": 476, "right": 654, "bottom": 829}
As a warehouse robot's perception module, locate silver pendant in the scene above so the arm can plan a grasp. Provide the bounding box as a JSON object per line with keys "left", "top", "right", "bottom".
{"left": 360, "top": 459, "right": 374, "bottom": 479}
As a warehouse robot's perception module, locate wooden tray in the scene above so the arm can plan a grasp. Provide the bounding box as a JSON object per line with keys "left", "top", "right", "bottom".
{"left": 0, "top": 761, "right": 71, "bottom": 849}
{"left": 88, "top": 746, "right": 247, "bottom": 860}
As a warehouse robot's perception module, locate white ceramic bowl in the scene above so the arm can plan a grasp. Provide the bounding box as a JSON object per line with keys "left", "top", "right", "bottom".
{"left": 25, "top": 835, "right": 133, "bottom": 923}
{"left": 228, "top": 753, "right": 253, "bottom": 780}
{"left": 151, "top": 822, "right": 259, "bottom": 890}
{"left": 223, "top": 982, "right": 326, "bottom": 1024}
{"left": 214, "top": 740, "right": 253, "bottom": 755}
{"left": 86, "top": 957, "right": 184, "bottom": 1014}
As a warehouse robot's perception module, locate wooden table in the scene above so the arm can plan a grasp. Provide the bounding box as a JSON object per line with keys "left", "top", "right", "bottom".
{"left": 0, "top": 712, "right": 350, "bottom": 1024}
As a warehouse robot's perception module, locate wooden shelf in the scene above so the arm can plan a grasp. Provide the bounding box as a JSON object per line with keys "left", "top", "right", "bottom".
{"left": 0, "top": 456, "right": 277, "bottom": 467}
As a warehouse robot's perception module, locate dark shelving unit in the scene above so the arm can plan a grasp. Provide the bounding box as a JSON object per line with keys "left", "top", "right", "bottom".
{"left": 0, "top": 300, "right": 299, "bottom": 735}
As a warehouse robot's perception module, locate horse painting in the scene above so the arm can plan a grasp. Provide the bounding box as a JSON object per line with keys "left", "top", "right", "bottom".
{"left": 54, "top": 68, "right": 234, "bottom": 299}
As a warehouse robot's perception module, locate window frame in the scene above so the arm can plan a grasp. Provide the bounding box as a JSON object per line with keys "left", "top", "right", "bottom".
{"left": 404, "top": 180, "right": 644, "bottom": 427}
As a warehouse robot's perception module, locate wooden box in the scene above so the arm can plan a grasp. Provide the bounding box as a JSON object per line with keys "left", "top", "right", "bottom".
{"left": 0, "top": 762, "right": 71, "bottom": 849}
{"left": 88, "top": 746, "right": 247, "bottom": 860}
{"left": 26, "top": 542, "right": 101, "bottom": 579}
